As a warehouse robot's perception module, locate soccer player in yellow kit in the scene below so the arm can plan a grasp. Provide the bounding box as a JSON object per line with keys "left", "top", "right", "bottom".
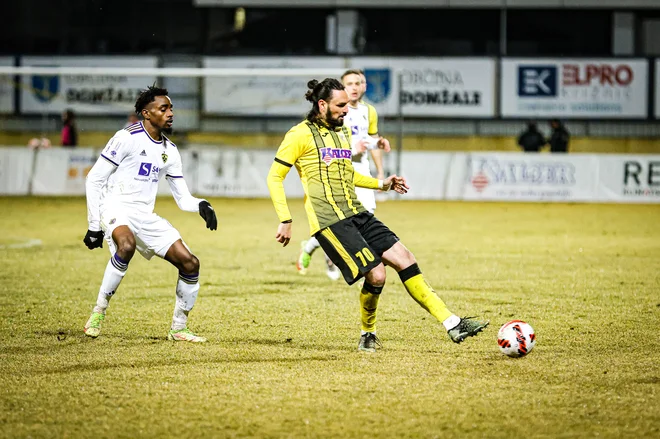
{"left": 295, "top": 69, "right": 389, "bottom": 280}
{"left": 267, "top": 78, "right": 488, "bottom": 352}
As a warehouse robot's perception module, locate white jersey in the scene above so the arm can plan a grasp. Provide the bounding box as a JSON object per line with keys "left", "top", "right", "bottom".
{"left": 344, "top": 101, "right": 379, "bottom": 176}
{"left": 86, "top": 121, "right": 203, "bottom": 231}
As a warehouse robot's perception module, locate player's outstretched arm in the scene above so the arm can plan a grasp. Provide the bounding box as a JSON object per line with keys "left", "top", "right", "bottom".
{"left": 353, "top": 170, "right": 381, "bottom": 190}
{"left": 166, "top": 176, "right": 216, "bottom": 230}
{"left": 381, "top": 175, "right": 409, "bottom": 194}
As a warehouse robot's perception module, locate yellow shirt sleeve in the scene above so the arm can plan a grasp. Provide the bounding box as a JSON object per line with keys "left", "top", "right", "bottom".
{"left": 353, "top": 170, "right": 380, "bottom": 189}
{"left": 367, "top": 104, "right": 379, "bottom": 136}
{"left": 267, "top": 125, "right": 309, "bottom": 223}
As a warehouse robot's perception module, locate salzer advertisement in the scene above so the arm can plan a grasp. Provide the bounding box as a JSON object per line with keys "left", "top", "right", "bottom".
{"left": 203, "top": 57, "right": 496, "bottom": 117}
{"left": 461, "top": 153, "right": 598, "bottom": 202}
{"left": 20, "top": 56, "right": 157, "bottom": 115}
{"left": 501, "top": 58, "right": 648, "bottom": 119}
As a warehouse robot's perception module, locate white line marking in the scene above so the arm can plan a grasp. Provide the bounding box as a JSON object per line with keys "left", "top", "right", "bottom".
{"left": 0, "top": 239, "right": 42, "bottom": 249}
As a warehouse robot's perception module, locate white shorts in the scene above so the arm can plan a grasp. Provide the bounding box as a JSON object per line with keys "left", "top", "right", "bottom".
{"left": 100, "top": 208, "right": 182, "bottom": 260}
{"left": 355, "top": 186, "right": 376, "bottom": 213}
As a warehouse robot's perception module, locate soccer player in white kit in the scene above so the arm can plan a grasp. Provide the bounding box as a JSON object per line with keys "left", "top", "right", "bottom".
{"left": 296, "top": 69, "right": 391, "bottom": 280}
{"left": 82, "top": 85, "right": 217, "bottom": 342}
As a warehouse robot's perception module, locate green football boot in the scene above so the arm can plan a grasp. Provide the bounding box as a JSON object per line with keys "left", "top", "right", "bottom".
{"left": 84, "top": 312, "right": 105, "bottom": 338}
{"left": 296, "top": 240, "right": 311, "bottom": 275}
{"left": 167, "top": 328, "right": 207, "bottom": 343}
{"left": 447, "top": 317, "right": 489, "bottom": 344}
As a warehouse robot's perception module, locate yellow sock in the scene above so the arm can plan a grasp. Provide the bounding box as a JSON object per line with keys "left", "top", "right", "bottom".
{"left": 360, "top": 283, "right": 382, "bottom": 332}
{"left": 399, "top": 264, "right": 452, "bottom": 323}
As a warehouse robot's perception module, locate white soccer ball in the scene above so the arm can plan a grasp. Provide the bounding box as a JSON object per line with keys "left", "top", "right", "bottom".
{"left": 497, "top": 320, "right": 536, "bottom": 358}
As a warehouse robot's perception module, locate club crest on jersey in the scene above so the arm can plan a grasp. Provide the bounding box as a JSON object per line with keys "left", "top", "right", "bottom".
{"left": 320, "top": 147, "right": 351, "bottom": 166}
{"left": 162, "top": 153, "right": 168, "bottom": 163}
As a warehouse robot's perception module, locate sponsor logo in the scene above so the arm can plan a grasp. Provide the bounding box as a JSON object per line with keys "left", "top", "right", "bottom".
{"left": 351, "top": 125, "right": 359, "bottom": 136}
{"left": 399, "top": 68, "right": 482, "bottom": 107}
{"left": 518, "top": 66, "right": 557, "bottom": 97}
{"left": 364, "top": 68, "right": 391, "bottom": 104}
{"left": 471, "top": 171, "right": 489, "bottom": 192}
{"left": 66, "top": 153, "right": 95, "bottom": 180}
{"left": 109, "top": 218, "right": 116, "bottom": 225}
{"left": 516, "top": 63, "right": 636, "bottom": 114}
{"left": 319, "top": 147, "right": 352, "bottom": 166}
{"left": 623, "top": 161, "right": 660, "bottom": 196}
{"left": 138, "top": 162, "right": 152, "bottom": 176}
{"left": 138, "top": 162, "right": 160, "bottom": 177}
{"left": 111, "top": 150, "right": 117, "bottom": 157}
{"left": 400, "top": 90, "right": 481, "bottom": 106}
{"left": 562, "top": 64, "right": 633, "bottom": 87}
{"left": 140, "top": 150, "right": 147, "bottom": 156}
{"left": 471, "top": 158, "right": 576, "bottom": 189}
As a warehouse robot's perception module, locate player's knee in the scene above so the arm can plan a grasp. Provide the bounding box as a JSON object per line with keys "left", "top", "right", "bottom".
{"left": 182, "top": 254, "right": 200, "bottom": 274}
{"left": 366, "top": 264, "right": 386, "bottom": 287}
{"left": 403, "top": 248, "right": 417, "bottom": 266}
{"left": 117, "top": 235, "right": 136, "bottom": 258}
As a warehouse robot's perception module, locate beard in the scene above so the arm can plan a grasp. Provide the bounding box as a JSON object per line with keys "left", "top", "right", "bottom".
{"left": 163, "top": 126, "right": 173, "bottom": 135}
{"left": 324, "top": 107, "right": 344, "bottom": 128}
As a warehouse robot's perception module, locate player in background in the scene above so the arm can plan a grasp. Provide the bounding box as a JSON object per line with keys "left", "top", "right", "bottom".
{"left": 267, "top": 78, "right": 488, "bottom": 352}
{"left": 82, "top": 85, "right": 217, "bottom": 343}
{"left": 295, "top": 69, "right": 390, "bottom": 281}
{"left": 357, "top": 69, "right": 386, "bottom": 182}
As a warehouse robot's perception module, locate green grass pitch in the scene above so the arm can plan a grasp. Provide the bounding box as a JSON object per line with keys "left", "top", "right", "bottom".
{"left": 0, "top": 196, "right": 658, "bottom": 438}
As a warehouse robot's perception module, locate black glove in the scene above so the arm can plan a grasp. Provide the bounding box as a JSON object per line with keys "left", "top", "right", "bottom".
{"left": 83, "top": 230, "right": 104, "bottom": 250}
{"left": 199, "top": 201, "right": 217, "bottom": 231}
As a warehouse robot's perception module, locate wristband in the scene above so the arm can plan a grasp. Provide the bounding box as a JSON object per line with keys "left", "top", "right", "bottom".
{"left": 378, "top": 180, "right": 384, "bottom": 190}
{"left": 281, "top": 219, "right": 292, "bottom": 224}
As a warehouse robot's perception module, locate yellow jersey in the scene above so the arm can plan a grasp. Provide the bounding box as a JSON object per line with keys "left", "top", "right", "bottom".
{"left": 267, "top": 119, "right": 381, "bottom": 236}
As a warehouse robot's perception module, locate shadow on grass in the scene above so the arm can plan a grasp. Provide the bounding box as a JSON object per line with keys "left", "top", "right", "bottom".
{"left": 31, "top": 353, "right": 341, "bottom": 376}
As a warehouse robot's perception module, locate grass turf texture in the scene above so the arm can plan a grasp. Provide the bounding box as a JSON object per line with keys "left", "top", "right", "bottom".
{"left": 0, "top": 197, "right": 658, "bottom": 438}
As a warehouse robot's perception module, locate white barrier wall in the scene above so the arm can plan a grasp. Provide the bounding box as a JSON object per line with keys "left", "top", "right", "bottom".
{"left": 1, "top": 147, "right": 659, "bottom": 204}
{"left": 0, "top": 148, "right": 34, "bottom": 195}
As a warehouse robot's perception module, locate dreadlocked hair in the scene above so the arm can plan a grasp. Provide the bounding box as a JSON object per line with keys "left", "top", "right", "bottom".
{"left": 134, "top": 84, "right": 169, "bottom": 115}
{"left": 305, "top": 78, "right": 344, "bottom": 123}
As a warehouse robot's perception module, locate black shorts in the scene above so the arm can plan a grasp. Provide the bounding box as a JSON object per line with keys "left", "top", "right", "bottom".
{"left": 315, "top": 212, "right": 399, "bottom": 285}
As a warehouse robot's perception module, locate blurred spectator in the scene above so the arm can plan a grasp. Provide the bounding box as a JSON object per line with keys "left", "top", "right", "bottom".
{"left": 27, "top": 137, "right": 52, "bottom": 150}
{"left": 517, "top": 121, "right": 546, "bottom": 153}
{"left": 124, "top": 113, "right": 139, "bottom": 128}
{"left": 548, "top": 119, "right": 570, "bottom": 153}
{"left": 61, "top": 109, "right": 78, "bottom": 147}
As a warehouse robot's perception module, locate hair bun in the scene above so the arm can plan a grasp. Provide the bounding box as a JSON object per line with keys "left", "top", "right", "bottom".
{"left": 304, "top": 79, "right": 319, "bottom": 102}
{"left": 307, "top": 79, "right": 319, "bottom": 89}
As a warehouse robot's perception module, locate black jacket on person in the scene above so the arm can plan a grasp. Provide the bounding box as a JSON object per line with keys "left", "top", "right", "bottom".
{"left": 517, "top": 127, "right": 546, "bottom": 153}
{"left": 548, "top": 125, "right": 570, "bottom": 153}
